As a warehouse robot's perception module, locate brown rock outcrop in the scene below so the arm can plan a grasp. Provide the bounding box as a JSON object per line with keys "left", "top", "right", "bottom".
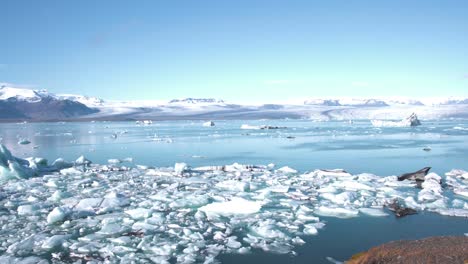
{"left": 348, "top": 236, "right": 468, "bottom": 264}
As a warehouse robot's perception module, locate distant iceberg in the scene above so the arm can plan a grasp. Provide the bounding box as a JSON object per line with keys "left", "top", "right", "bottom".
{"left": 371, "top": 113, "right": 421, "bottom": 127}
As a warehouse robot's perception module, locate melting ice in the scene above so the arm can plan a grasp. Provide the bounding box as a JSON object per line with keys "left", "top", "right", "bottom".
{"left": 0, "top": 144, "right": 467, "bottom": 263}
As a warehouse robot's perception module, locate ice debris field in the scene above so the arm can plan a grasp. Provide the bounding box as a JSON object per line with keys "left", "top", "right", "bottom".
{"left": 0, "top": 144, "right": 468, "bottom": 263}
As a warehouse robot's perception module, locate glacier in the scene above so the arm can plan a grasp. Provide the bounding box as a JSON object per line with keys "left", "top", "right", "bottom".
{"left": 2, "top": 84, "right": 468, "bottom": 121}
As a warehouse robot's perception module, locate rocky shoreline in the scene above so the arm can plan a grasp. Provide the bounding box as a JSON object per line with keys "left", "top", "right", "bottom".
{"left": 348, "top": 236, "right": 468, "bottom": 264}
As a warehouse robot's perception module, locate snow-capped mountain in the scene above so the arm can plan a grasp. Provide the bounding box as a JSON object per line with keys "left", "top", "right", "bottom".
{"left": 55, "top": 94, "right": 104, "bottom": 107}
{"left": 0, "top": 85, "right": 99, "bottom": 121}
{"left": 304, "top": 98, "right": 389, "bottom": 107}
{"left": 0, "top": 86, "right": 50, "bottom": 102}
{"left": 303, "top": 97, "right": 468, "bottom": 107}
{"left": 1, "top": 84, "right": 468, "bottom": 121}
{"left": 168, "top": 98, "right": 225, "bottom": 105}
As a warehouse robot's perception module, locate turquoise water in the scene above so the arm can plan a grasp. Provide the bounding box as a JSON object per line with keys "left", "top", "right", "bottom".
{"left": 1, "top": 120, "right": 467, "bottom": 176}
{"left": 1, "top": 119, "right": 467, "bottom": 263}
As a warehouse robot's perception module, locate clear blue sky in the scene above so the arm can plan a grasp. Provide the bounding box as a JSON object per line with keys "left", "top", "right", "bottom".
{"left": 1, "top": 0, "right": 467, "bottom": 101}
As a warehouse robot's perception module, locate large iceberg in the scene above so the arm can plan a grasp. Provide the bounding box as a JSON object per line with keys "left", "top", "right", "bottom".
{"left": 371, "top": 113, "right": 422, "bottom": 127}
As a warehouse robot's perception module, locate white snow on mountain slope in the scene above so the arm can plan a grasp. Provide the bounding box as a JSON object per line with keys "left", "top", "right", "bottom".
{"left": 0, "top": 86, "right": 50, "bottom": 102}
{"left": 303, "top": 96, "right": 468, "bottom": 107}
{"left": 169, "top": 98, "right": 225, "bottom": 105}
{"left": 0, "top": 84, "right": 103, "bottom": 106}
{"left": 2, "top": 84, "right": 468, "bottom": 120}
{"left": 55, "top": 94, "right": 104, "bottom": 106}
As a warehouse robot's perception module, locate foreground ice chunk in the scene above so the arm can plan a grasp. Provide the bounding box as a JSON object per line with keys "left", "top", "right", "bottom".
{"left": 303, "top": 224, "right": 318, "bottom": 235}
{"left": 199, "top": 198, "right": 263, "bottom": 218}
{"left": 321, "top": 192, "right": 356, "bottom": 205}
{"left": 314, "top": 206, "right": 359, "bottom": 218}
{"left": 125, "top": 208, "right": 153, "bottom": 220}
{"left": 41, "top": 235, "right": 71, "bottom": 250}
{"left": 359, "top": 208, "right": 389, "bottom": 217}
{"left": 174, "top": 162, "right": 188, "bottom": 175}
{"left": 0, "top": 144, "right": 35, "bottom": 180}
{"left": 277, "top": 166, "right": 298, "bottom": 174}
{"left": 75, "top": 155, "right": 91, "bottom": 165}
{"left": 216, "top": 180, "right": 250, "bottom": 192}
{"left": 17, "top": 204, "right": 40, "bottom": 215}
{"left": 47, "top": 207, "right": 71, "bottom": 224}
{"left": 52, "top": 158, "right": 73, "bottom": 170}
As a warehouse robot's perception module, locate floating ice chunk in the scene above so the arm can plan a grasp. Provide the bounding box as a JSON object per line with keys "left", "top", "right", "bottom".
{"left": 277, "top": 166, "right": 297, "bottom": 174}
{"left": 17, "top": 204, "right": 39, "bottom": 215}
{"left": 47, "top": 207, "right": 71, "bottom": 224}
{"left": 0, "top": 144, "right": 35, "bottom": 180}
{"left": 49, "top": 190, "right": 69, "bottom": 202}
{"left": 314, "top": 206, "right": 359, "bottom": 218}
{"left": 216, "top": 180, "right": 250, "bottom": 192}
{"left": 359, "top": 208, "right": 389, "bottom": 217}
{"left": 321, "top": 192, "right": 357, "bottom": 205}
{"left": 75, "top": 198, "right": 103, "bottom": 212}
{"left": 317, "top": 186, "right": 338, "bottom": 193}
{"left": 303, "top": 224, "right": 318, "bottom": 235}
{"left": 41, "top": 235, "right": 71, "bottom": 250}
{"left": 7, "top": 234, "right": 48, "bottom": 257}
{"left": 240, "top": 124, "right": 261, "bottom": 130}
{"left": 174, "top": 162, "right": 188, "bottom": 175}
{"left": 291, "top": 236, "right": 305, "bottom": 245}
{"left": 75, "top": 155, "right": 91, "bottom": 165}
{"left": 312, "top": 169, "right": 351, "bottom": 178}
{"left": 454, "top": 189, "right": 468, "bottom": 198}
{"left": 203, "top": 121, "right": 215, "bottom": 127}
{"left": 98, "top": 222, "right": 129, "bottom": 236}
{"left": 446, "top": 169, "right": 468, "bottom": 179}
{"left": 418, "top": 173, "right": 443, "bottom": 202}
{"left": 60, "top": 167, "right": 83, "bottom": 175}
{"left": 267, "top": 185, "right": 290, "bottom": 193}
{"left": 250, "top": 220, "right": 288, "bottom": 239}
{"left": 199, "top": 198, "right": 262, "bottom": 218}
{"left": 52, "top": 158, "right": 73, "bottom": 170}
{"left": 125, "top": 208, "right": 153, "bottom": 220}
{"left": 108, "top": 159, "right": 122, "bottom": 164}
{"left": 333, "top": 180, "right": 374, "bottom": 191}
{"left": 226, "top": 236, "right": 242, "bottom": 249}
{"left": 435, "top": 208, "right": 468, "bottom": 217}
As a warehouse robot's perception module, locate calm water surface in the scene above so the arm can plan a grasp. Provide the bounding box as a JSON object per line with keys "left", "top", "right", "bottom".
{"left": 1, "top": 119, "right": 467, "bottom": 263}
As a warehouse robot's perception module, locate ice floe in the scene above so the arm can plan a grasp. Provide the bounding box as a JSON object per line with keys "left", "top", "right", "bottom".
{"left": 0, "top": 144, "right": 467, "bottom": 262}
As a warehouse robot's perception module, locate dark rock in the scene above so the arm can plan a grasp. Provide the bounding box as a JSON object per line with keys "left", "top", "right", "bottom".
{"left": 398, "top": 167, "right": 431, "bottom": 182}
{"left": 386, "top": 200, "right": 417, "bottom": 218}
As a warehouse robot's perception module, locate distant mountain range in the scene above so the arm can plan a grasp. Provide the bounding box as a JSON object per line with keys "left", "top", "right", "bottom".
{"left": 1, "top": 84, "right": 468, "bottom": 122}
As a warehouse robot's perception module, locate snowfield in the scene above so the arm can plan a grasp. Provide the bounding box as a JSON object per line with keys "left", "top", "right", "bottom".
{"left": 1, "top": 84, "right": 468, "bottom": 121}
{"left": 0, "top": 144, "right": 467, "bottom": 263}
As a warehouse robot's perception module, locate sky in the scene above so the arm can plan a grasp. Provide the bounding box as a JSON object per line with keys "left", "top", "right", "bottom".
{"left": 1, "top": 0, "right": 467, "bottom": 102}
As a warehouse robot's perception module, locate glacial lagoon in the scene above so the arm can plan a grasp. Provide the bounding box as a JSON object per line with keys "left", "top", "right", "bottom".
{"left": 0, "top": 119, "right": 467, "bottom": 263}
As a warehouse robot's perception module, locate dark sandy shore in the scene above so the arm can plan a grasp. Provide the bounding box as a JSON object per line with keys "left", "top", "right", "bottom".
{"left": 348, "top": 236, "right": 468, "bottom": 264}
